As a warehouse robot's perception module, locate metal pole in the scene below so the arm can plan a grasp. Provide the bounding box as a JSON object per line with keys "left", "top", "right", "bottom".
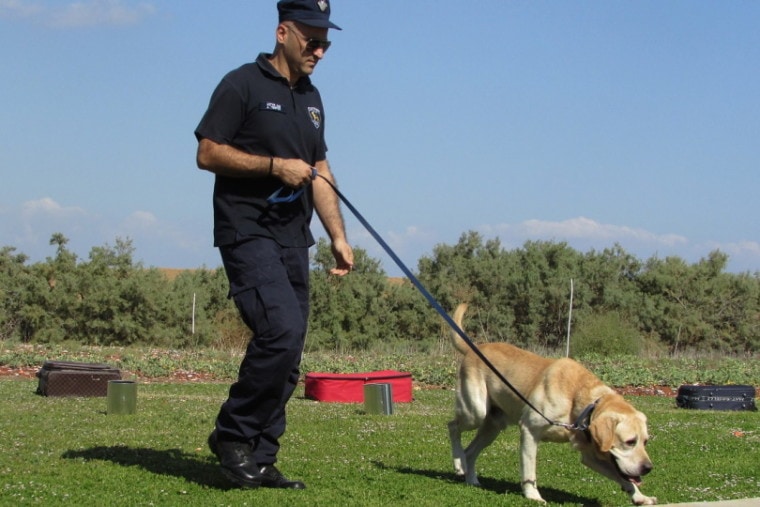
{"left": 192, "top": 292, "right": 196, "bottom": 335}
{"left": 566, "top": 279, "right": 573, "bottom": 357}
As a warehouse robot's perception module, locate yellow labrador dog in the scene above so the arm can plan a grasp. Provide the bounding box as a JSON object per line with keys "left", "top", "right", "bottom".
{"left": 448, "top": 304, "right": 656, "bottom": 505}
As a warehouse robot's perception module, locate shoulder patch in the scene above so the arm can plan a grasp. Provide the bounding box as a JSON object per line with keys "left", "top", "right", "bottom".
{"left": 307, "top": 107, "right": 321, "bottom": 129}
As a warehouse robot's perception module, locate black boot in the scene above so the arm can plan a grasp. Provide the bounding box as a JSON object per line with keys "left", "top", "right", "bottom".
{"left": 257, "top": 465, "right": 306, "bottom": 489}
{"left": 208, "top": 430, "right": 262, "bottom": 488}
{"left": 208, "top": 431, "right": 305, "bottom": 489}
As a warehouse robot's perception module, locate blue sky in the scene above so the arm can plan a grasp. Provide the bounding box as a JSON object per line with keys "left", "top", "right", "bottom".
{"left": 1, "top": 0, "right": 758, "bottom": 276}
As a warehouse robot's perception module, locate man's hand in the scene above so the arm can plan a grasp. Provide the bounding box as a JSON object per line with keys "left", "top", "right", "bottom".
{"left": 330, "top": 238, "right": 354, "bottom": 276}
{"left": 272, "top": 158, "right": 316, "bottom": 188}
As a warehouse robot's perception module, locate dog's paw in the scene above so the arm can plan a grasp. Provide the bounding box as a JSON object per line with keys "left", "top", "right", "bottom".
{"left": 632, "top": 494, "right": 657, "bottom": 505}
{"left": 522, "top": 481, "right": 546, "bottom": 503}
{"left": 524, "top": 493, "right": 546, "bottom": 504}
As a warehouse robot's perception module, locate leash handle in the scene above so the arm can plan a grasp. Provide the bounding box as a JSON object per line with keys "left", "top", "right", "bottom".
{"left": 267, "top": 167, "right": 318, "bottom": 204}
{"left": 316, "top": 173, "right": 563, "bottom": 427}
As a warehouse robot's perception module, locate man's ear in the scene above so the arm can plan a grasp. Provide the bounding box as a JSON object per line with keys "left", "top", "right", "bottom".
{"left": 275, "top": 23, "right": 288, "bottom": 44}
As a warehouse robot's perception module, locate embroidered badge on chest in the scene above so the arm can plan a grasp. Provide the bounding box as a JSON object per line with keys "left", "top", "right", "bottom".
{"left": 307, "top": 107, "right": 322, "bottom": 129}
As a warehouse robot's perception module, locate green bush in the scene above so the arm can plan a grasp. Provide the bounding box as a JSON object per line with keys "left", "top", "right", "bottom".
{"left": 570, "top": 311, "right": 642, "bottom": 357}
{"left": 2, "top": 233, "right": 759, "bottom": 354}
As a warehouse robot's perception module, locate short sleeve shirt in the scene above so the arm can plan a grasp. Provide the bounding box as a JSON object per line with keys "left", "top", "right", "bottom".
{"left": 195, "top": 53, "right": 328, "bottom": 248}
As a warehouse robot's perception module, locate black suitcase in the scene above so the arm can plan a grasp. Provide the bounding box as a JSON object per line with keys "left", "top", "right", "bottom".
{"left": 36, "top": 360, "right": 122, "bottom": 397}
{"left": 676, "top": 384, "right": 757, "bottom": 411}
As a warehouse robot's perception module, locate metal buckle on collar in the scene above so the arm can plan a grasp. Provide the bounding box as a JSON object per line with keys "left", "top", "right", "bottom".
{"left": 572, "top": 398, "right": 600, "bottom": 433}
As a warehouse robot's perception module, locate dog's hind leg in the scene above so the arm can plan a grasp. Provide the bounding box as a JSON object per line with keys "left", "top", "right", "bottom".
{"left": 449, "top": 419, "right": 465, "bottom": 475}
{"left": 447, "top": 418, "right": 467, "bottom": 477}
{"left": 461, "top": 410, "right": 507, "bottom": 487}
{"left": 449, "top": 376, "right": 490, "bottom": 481}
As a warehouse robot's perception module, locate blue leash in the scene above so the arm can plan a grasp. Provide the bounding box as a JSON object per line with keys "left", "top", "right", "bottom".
{"left": 307, "top": 173, "right": 584, "bottom": 430}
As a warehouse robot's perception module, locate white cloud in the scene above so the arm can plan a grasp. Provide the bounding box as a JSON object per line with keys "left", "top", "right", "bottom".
{"left": 121, "top": 210, "right": 158, "bottom": 229}
{"left": 472, "top": 217, "right": 760, "bottom": 273}
{"left": 386, "top": 225, "right": 436, "bottom": 251}
{"left": 19, "top": 198, "right": 88, "bottom": 244}
{"left": 0, "top": 199, "right": 214, "bottom": 268}
{"left": 0, "top": 198, "right": 95, "bottom": 260}
{"left": 699, "top": 240, "right": 760, "bottom": 273}
{"left": 118, "top": 210, "right": 193, "bottom": 248}
{"left": 0, "top": 0, "right": 156, "bottom": 27}
{"left": 21, "top": 197, "right": 86, "bottom": 219}
{"left": 116, "top": 210, "right": 209, "bottom": 262}
{"left": 482, "top": 216, "right": 688, "bottom": 247}
{"left": 712, "top": 240, "right": 760, "bottom": 257}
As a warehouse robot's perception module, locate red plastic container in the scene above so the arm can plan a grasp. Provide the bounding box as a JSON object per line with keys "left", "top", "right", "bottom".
{"left": 304, "top": 370, "right": 413, "bottom": 403}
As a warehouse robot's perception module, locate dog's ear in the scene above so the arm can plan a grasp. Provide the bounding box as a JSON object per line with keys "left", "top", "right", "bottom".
{"left": 590, "top": 413, "right": 619, "bottom": 453}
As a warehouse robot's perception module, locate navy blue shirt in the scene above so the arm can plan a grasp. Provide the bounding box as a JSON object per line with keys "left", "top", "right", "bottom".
{"left": 195, "top": 53, "right": 328, "bottom": 248}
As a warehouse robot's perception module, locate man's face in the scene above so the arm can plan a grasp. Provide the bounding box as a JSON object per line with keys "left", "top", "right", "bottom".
{"left": 282, "top": 22, "right": 330, "bottom": 77}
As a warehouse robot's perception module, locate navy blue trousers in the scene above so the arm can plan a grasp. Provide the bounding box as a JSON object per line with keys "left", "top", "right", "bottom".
{"left": 215, "top": 237, "right": 310, "bottom": 466}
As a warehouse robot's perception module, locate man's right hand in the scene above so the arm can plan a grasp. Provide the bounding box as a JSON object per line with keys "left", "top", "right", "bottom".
{"left": 272, "top": 158, "right": 316, "bottom": 188}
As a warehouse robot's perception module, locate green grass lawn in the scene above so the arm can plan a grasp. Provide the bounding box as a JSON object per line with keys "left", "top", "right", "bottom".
{"left": 0, "top": 378, "right": 757, "bottom": 506}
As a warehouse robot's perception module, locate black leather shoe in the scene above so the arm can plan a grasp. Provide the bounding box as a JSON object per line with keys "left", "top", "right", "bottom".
{"left": 258, "top": 465, "right": 306, "bottom": 490}
{"left": 208, "top": 430, "right": 263, "bottom": 488}
{"left": 208, "top": 431, "right": 305, "bottom": 489}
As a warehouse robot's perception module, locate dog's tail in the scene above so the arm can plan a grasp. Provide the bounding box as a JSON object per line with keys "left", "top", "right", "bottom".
{"left": 450, "top": 303, "right": 472, "bottom": 356}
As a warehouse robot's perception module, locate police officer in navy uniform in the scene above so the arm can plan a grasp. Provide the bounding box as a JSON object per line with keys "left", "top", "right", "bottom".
{"left": 195, "top": 0, "right": 353, "bottom": 489}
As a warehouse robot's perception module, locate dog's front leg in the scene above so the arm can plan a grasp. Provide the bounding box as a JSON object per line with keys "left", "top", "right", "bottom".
{"left": 519, "top": 423, "right": 546, "bottom": 503}
{"left": 623, "top": 482, "right": 657, "bottom": 506}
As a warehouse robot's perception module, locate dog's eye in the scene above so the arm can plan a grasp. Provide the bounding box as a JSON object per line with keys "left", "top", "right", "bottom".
{"left": 625, "top": 438, "right": 638, "bottom": 447}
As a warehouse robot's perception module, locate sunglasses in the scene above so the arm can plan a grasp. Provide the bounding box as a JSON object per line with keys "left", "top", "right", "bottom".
{"left": 286, "top": 25, "right": 332, "bottom": 53}
{"left": 304, "top": 38, "right": 331, "bottom": 53}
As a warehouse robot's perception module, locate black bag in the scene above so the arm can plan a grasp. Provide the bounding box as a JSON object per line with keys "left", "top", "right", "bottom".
{"left": 36, "top": 360, "right": 121, "bottom": 397}
{"left": 676, "top": 384, "right": 756, "bottom": 411}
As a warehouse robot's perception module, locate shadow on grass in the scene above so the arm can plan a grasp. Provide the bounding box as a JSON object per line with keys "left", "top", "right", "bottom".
{"left": 62, "top": 446, "right": 233, "bottom": 490}
{"left": 374, "top": 461, "right": 600, "bottom": 506}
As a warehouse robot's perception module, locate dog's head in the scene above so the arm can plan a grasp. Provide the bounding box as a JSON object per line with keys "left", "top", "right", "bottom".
{"left": 585, "top": 396, "right": 653, "bottom": 486}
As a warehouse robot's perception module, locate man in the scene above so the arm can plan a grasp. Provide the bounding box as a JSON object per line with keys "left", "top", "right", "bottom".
{"left": 194, "top": 0, "right": 353, "bottom": 490}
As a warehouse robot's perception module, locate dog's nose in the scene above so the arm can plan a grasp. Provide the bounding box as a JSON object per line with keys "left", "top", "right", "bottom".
{"left": 640, "top": 462, "right": 653, "bottom": 476}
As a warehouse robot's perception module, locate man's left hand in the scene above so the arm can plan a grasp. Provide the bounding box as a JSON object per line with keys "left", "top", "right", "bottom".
{"left": 330, "top": 239, "right": 354, "bottom": 276}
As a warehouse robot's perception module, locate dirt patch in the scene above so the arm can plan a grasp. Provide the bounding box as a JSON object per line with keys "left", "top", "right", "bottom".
{"left": 0, "top": 365, "right": 223, "bottom": 383}
{"left": 0, "top": 365, "right": 39, "bottom": 379}
{"left": 616, "top": 385, "right": 677, "bottom": 397}
{"left": 3, "top": 366, "right": 755, "bottom": 397}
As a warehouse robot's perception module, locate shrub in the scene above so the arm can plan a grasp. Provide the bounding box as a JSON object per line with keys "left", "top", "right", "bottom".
{"left": 570, "top": 311, "right": 642, "bottom": 357}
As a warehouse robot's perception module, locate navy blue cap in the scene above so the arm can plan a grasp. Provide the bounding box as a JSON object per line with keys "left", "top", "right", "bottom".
{"left": 278, "top": 0, "right": 341, "bottom": 30}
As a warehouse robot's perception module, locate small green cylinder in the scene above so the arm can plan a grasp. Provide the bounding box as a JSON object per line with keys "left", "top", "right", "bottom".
{"left": 107, "top": 380, "right": 137, "bottom": 415}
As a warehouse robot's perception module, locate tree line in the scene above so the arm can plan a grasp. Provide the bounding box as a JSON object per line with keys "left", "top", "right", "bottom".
{"left": 1, "top": 232, "right": 757, "bottom": 354}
